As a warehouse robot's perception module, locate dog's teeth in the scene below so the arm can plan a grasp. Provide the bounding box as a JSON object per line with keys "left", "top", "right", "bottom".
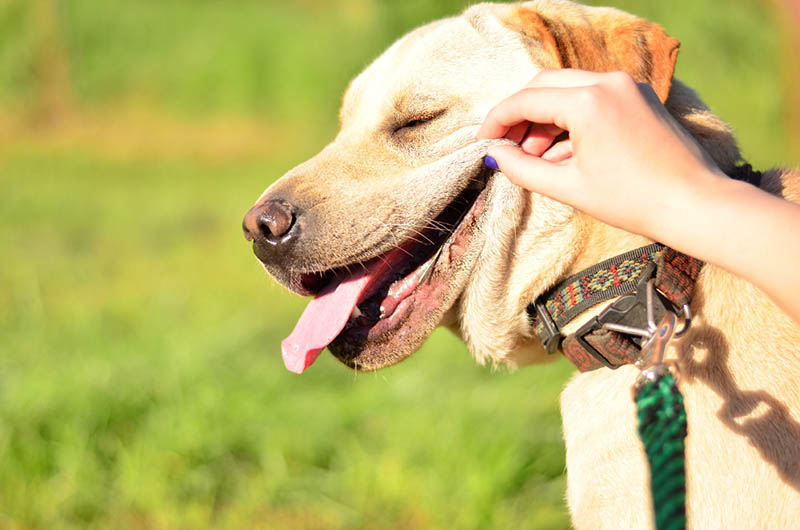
{"left": 350, "top": 306, "right": 363, "bottom": 319}
{"left": 379, "top": 305, "right": 386, "bottom": 319}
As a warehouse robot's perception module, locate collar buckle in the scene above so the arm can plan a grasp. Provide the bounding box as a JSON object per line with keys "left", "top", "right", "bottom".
{"left": 534, "top": 300, "right": 562, "bottom": 354}
{"left": 573, "top": 266, "right": 674, "bottom": 368}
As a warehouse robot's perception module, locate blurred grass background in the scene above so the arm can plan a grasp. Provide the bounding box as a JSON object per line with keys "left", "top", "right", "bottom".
{"left": 0, "top": 1, "right": 797, "bottom": 529}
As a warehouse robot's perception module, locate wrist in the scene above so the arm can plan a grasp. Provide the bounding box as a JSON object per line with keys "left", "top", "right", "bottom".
{"left": 641, "top": 166, "right": 730, "bottom": 253}
{"left": 660, "top": 171, "right": 760, "bottom": 265}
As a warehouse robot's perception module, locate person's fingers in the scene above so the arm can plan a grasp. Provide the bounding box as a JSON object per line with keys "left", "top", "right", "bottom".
{"left": 505, "top": 121, "right": 531, "bottom": 144}
{"left": 635, "top": 81, "right": 663, "bottom": 105}
{"left": 476, "top": 86, "right": 585, "bottom": 140}
{"left": 475, "top": 113, "right": 513, "bottom": 141}
{"left": 478, "top": 71, "right": 649, "bottom": 140}
{"left": 520, "top": 123, "right": 564, "bottom": 156}
{"left": 541, "top": 139, "right": 573, "bottom": 163}
{"left": 523, "top": 68, "right": 610, "bottom": 89}
{"left": 476, "top": 70, "right": 599, "bottom": 141}
{"left": 487, "top": 144, "right": 570, "bottom": 198}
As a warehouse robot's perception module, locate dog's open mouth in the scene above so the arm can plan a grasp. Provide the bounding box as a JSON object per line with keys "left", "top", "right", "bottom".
{"left": 281, "top": 168, "right": 493, "bottom": 373}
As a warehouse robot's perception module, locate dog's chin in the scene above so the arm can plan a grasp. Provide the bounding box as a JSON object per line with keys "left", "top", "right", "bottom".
{"left": 318, "top": 171, "right": 494, "bottom": 372}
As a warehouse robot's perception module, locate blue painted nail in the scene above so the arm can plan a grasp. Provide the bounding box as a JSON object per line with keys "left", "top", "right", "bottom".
{"left": 484, "top": 155, "right": 499, "bottom": 170}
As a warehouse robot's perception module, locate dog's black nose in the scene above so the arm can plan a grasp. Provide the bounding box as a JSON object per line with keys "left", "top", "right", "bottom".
{"left": 243, "top": 199, "right": 298, "bottom": 245}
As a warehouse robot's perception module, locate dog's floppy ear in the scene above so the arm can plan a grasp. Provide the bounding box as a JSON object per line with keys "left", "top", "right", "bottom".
{"left": 503, "top": 3, "right": 680, "bottom": 102}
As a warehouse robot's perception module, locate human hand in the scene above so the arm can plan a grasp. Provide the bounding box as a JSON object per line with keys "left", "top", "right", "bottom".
{"left": 476, "top": 69, "right": 728, "bottom": 241}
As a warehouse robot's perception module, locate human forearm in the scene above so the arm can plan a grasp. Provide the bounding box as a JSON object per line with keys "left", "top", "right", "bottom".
{"left": 657, "top": 174, "right": 800, "bottom": 323}
{"left": 478, "top": 70, "right": 800, "bottom": 324}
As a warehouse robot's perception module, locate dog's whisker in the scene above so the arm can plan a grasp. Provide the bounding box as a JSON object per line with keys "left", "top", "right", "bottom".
{"left": 403, "top": 236, "right": 430, "bottom": 247}
{"left": 411, "top": 232, "right": 437, "bottom": 245}
{"left": 395, "top": 247, "right": 414, "bottom": 258}
{"left": 419, "top": 244, "right": 445, "bottom": 284}
{"left": 427, "top": 221, "right": 452, "bottom": 232}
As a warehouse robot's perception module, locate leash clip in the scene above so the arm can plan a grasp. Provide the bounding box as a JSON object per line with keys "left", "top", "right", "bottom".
{"left": 573, "top": 270, "right": 692, "bottom": 369}
{"left": 572, "top": 267, "right": 669, "bottom": 366}
{"left": 637, "top": 311, "right": 677, "bottom": 370}
{"left": 601, "top": 276, "right": 683, "bottom": 369}
{"left": 534, "top": 300, "right": 562, "bottom": 354}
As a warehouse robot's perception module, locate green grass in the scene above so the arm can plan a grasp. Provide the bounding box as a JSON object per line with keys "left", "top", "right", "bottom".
{"left": 0, "top": 0, "right": 797, "bottom": 529}
{"left": 0, "top": 151, "right": 574, "bottom": 529}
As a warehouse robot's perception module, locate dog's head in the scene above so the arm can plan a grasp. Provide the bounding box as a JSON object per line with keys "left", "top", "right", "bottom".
{"left": 243, "top": 0, "right": 740, "bottom": 372}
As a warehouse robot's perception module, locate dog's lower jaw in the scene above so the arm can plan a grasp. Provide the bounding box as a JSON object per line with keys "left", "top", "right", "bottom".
{"left": 327, "top": 171, "right": 495, "bottom": 371}
{"left": 461, "top": 193, "right": 669, "bottom": 370}
{"left": 457, "top": 183, "right": 586, "bottom": 369}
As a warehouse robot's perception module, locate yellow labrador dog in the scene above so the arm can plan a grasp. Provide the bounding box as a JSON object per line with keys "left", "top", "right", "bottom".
{"left": 243, "top": 0, "right": 800, "bottom": 527}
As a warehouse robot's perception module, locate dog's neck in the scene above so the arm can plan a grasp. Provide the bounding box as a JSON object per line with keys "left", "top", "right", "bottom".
{"left": 548, "top": 216, "right": 659, "bottom": 341}
{"left": 565, "top": 216, "right": 654, "bottom": 280}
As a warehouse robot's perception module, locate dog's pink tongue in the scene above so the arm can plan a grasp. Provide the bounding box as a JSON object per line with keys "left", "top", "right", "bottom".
{"left": 281, "top": 243, "right": 415, "bottom": 373}
{"left": 281, "top": 272, "right": 369, "bottom": 373}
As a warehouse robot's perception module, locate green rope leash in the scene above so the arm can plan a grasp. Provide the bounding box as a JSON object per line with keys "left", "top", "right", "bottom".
{"left": 634, "top": 366, "right": 688, "bottom": 530}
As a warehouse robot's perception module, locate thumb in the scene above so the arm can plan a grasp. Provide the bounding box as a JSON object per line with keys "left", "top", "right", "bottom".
{"left": 486, "top": 144, "right": 567, "bottom": 196}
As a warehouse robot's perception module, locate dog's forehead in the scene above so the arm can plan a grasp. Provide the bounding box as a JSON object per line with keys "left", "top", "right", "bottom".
{"left": 340, "top": 6, "right": 538, "bottom": 126}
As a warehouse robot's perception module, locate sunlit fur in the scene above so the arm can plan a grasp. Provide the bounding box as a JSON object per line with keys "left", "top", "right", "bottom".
{"left": 255, "top": 1, "right": 800, "bottom": 526}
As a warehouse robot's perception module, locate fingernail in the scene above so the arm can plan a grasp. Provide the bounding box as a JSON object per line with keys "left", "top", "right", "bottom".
{"left": 483, "top": 155, "right": 499, "bottom": 170}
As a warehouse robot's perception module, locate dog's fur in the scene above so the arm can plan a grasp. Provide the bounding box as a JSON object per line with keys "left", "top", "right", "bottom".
{"left": 250, "top": 1, "right": 800, "bottom": 527}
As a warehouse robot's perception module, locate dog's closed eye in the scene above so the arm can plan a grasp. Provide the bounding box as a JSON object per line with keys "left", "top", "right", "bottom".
{"left": 403, "top": 117, "right": 433, "bottom": 128}
{"left": 394, "top": 109, "right": 447, "bottom": 134}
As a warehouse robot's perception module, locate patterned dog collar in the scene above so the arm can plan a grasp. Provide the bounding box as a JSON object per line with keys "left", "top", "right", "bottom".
{"left": 528, "top": 244, "right": 703, "bottom": 371}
